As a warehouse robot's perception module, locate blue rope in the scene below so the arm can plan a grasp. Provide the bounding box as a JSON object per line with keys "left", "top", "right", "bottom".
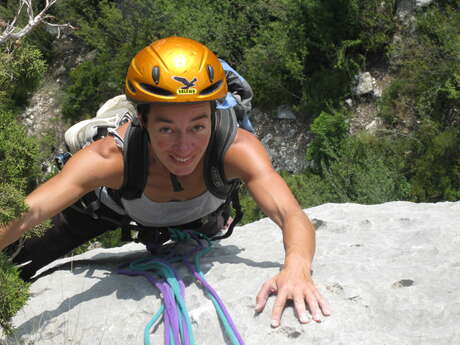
{"left": 119, "top": 229, "right": 246, "bottom": 345}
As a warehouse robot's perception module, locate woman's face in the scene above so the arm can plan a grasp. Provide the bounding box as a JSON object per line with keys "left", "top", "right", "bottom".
{"left": 145, "top": 102, "right": 212, "bottom": 176}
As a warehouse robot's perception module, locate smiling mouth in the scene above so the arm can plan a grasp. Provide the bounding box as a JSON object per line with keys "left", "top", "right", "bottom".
{"left": 170, "top": 155, "right": 193, "bottom": 164}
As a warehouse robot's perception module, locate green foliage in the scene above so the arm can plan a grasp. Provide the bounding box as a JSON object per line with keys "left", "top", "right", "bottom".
{"left": 0, "top": 106, "right": 47, "bottom": 336}
{"left": 0, "top": 184, "right": 28, "bottom": 227}
{"left": 58, "top": 0, "right": 172, "bottom": 120}
{"left": 242, "top": 0, "right": 396, "bottom": 113}
{"left": 317, "top": 133, "right": 412, "bottom": 204}
{"left": 0, "top": 252, "right": 30, "bottom": 335}
{"left": 70, "top": 229, "right": 124, "bottom": 255}
{"left": 57, "top": 0, "right": 276, "bottom": 120}
{"left": 0, "top": 39, "right": 50, "bottom": 334}
{"left": 410, "top": 120, "right": 460, "bottom": 201}
{"left": 0, "top": 111, "right": 43, "bottom": 192}
{"left": 0, "top": 43, "right": 47, "bottom": 106}
{"left": 57, "top": 0, "right": 397, "bottom": 120}
{"left": 306, "top": 109, "right": 350, "bottom": 169}
{"left": 278, "top": 171, "right": 338, "bottom": 209}
{"left": 297, "top": 133, "right": 411, "bottom": 207}
{"left": 238, "top": 186, "right": 264, "bottom": 225}
{"left": 379, "top": 3, "right": 460, "bottom": 201}
{"left": 382, "top": 4, "right": 460, "bottom": 127}
{"left": 240, "top": 131, "right": 412, "bottom": 223}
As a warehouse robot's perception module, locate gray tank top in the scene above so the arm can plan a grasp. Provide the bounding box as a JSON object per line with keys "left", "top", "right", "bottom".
{"left": 95, "top": 129, "right": 226, "bottom": 227}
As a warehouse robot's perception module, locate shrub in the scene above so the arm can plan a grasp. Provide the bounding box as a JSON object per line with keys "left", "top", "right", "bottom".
{"left": 0, "top": 111, "right": 43, "bottom": 192}
{"left": 57, "top": 0, "right": 397, "bottom": 119}
{"left": 0, "top": 44, "right": 47, "bottom": 107}
{"left": 306, "top": 109, "right": 350, "bottom": 170}
{"left": 280, "top": 133, "right": 413, "bottom": 211}
{"left": 57, "top": 0, "right": 274, "bottom": 121}
{"left": 243, "top": 0, "right": 396, "bottom": 114}
{"left": 410, "top": 120, "right": 460, "bottom": 201}
{"left": 380, "top": 3, "right": 460, "bottom": 201}
{"left": 0, "top": 253, "right": 30, "bottom": 335}
{"left": 382, "top": 4, "right": 460, "bottom": 128}
{"left": 319, "top": 133, "right": 412, "bottom": 204}
{"left": 0, "top": 44, "right": 49, "bottom": 335}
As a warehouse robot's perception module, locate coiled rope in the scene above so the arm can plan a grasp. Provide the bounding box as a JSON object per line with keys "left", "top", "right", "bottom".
{"left": 118, "top": 229, "right": 246, "bottom": 345}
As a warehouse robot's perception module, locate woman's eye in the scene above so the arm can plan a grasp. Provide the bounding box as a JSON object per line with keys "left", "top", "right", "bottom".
{"left": 192, "top": 125, "right": 205, "bottom": 132}
{"left": 159, "top": 127, "right": 173, "bottom": 134}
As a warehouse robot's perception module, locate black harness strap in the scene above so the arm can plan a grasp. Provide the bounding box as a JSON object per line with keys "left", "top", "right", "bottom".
{"left": 209, "top": 181, "right": 243, "bottom": 240}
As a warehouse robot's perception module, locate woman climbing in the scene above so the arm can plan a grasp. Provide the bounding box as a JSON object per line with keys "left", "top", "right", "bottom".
{"left": 0, "top": 36, "right": 330, "bottom": 327}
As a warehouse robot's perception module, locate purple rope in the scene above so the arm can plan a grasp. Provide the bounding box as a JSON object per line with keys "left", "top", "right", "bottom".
{"left": 119, "top": 231, "right": 245, "bottom": 345}
{"left": 183, "top": 259, "right": 245, "bottom": 345}
{"left": 119, "top": 268, "right": 182, "bottom": 345}
{"left": 151, "top": 277, "right": 180, "bottom": 345}
{"left": 178, "top": 279, "right": 190, "bottom": 345}
{"left": 150, "top": 259, "right": 191, "bottom": 345}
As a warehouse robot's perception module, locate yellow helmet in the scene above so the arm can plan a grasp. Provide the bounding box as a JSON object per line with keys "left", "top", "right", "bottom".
{"left": 125, "top": 36, "right": 228, "bottom": 104}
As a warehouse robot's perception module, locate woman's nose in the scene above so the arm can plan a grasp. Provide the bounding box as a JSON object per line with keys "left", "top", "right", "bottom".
{"left": 172, "top": 133, "right": 192, "bottom": 153}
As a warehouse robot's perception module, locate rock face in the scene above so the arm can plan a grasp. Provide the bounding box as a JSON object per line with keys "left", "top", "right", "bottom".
{"left": 251, "top": 108, "right": 310, "bottom": 173}
{"left": 3, "top": 201, "right": 460, "bottom": 345}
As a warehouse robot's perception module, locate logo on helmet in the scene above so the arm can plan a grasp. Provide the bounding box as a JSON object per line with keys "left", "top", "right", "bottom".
{"left": 173, "top": 76, "right": 198, "bottom": 95}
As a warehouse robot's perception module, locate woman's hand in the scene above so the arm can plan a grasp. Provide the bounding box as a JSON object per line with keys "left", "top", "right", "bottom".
{"left": 255, "top": 259, "right": 331, "bottom": 327}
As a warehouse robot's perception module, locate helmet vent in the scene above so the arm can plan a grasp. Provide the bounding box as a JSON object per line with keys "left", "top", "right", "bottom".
{"left": 152, "top": 66, "right": 160, "bottom": 84}
{"left": 200, "top": 80, "right": 223, "bottom": 96}
{"left": 206, "top": 64, "right": 214, "bottom": 83}
{"left": 140, "top": 83, "right": 173, "bottom": 96}
{"left": 127, "top": 81, "right": 137, "bottom": 94}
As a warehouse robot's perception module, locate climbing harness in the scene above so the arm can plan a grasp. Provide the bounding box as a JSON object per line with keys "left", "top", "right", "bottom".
{"left": 118, "top": 229, "right": 246, "bottom": 345}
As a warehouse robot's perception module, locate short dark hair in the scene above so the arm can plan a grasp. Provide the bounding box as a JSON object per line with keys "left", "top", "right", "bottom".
{"left": 136, "top": 104, "right": 150, "bottom": 124}
{"left": 137, "top": 101, "right": 215, "bottom": 125}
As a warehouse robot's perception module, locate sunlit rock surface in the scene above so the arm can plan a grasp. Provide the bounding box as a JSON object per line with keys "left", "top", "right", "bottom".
{"left": 3, "top": 201, "right": 460, "bottom": 345}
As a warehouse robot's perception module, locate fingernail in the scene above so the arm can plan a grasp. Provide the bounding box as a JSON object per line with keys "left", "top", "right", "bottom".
{"left": 300, "top": 313, "right": 310, "bottom": 323}
{"left": 271, "top": 319, "right": 279, "bottom": 328}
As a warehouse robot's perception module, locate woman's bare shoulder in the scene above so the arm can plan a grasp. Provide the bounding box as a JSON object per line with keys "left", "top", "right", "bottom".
{"left": 60, "top": 135, "right": 125, "bottom": 190}
{"left": 224, "top": 128, "right": 274, "bottom": 182}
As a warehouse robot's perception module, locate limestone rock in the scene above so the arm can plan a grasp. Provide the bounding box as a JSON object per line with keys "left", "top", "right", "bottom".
{"left": 397, "top": 0, "right": 416, "bottom": 19}
{"left": 353, "top": 72, "right": 377, "bottom": 96}
{"left": 416, "top": 0, "right": 434, "bottom": 7}
{"left": 3, "top": 201, "right": 460, "bottom": 345}
{"left": 276, "top": 105, "right": 297, "bottom": 120}
{"left": 365, "top": 118, "right": 384, "bottom": 134}
{"left": 397, "top": 0, "right": 434, "bottom": 20}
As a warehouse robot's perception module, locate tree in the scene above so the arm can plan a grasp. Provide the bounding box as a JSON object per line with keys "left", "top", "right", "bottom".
{"left": 0, "top": 0, "right": 74, "bottom": 45}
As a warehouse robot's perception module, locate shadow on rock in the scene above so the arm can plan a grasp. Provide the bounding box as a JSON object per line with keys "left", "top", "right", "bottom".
{"left": 12, "top": 241, "right": 281, "bottom": 340}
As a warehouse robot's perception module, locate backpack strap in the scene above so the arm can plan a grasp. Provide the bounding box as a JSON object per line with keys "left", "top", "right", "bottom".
{"left": 112, "top": 116, "right": 150, "bottom": 201}
{"left": 203, "top": 107, "right": 240, "bottom": 199}
{"left": 109, "top": 107, "right": 241, "bottom": 241}
{"left": 107, "top": 108, "right": 239, "bottom": 202}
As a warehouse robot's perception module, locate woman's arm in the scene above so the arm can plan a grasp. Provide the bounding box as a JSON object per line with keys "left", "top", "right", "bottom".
{"left": 0, "top": 137, "right": 123, "bottom": 251}
{"left": 225, "top": 129, "right": 331, "bottom": 326}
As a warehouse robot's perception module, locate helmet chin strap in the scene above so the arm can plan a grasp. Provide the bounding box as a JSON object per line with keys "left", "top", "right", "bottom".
{"left": 170, "top": 173, "right": 184, "bottom": 192}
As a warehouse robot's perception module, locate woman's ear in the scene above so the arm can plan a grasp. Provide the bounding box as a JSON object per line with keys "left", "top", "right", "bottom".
{"left": 136, "top": 104, "right": 150, "bottom": 127}
{"left": 139, "top": 114, "right": 146, "bottom": 127}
